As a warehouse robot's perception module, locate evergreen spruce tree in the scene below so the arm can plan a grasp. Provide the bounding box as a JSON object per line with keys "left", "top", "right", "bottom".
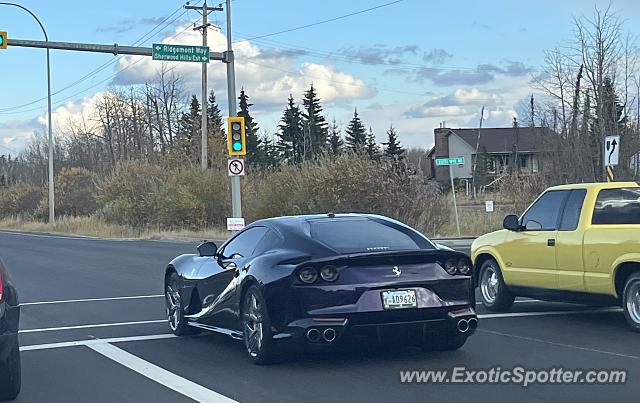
{"left": 178, "top": 95, "right": 201, "bottom": 162}
{"left": 383, "top": 125, "right": 405, "bottom": 161}
{"left": 238, "top": 88, "right": 263, "bottom": 165}
{"left": 366, "top": 127, "right": 381, "bottom": 160}
{"left": 327, "top": 119, "right": 343, "bottom": 156}
{"left": 301, "top": 84, "right": 328, "bottom": 159}
{"left": 207, "top": 90, "right": 225, "bottom": 137}
{"left": 259, "top": 133, "right": 281, "bottom": 168}
{"left": 277, "top": 94, "right": 304, "bottom": 164}
{"left": 345, "top": 109, "right": 367, "bottom": 153}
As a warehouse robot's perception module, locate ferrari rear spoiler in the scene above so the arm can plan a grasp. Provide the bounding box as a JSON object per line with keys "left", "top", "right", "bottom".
{"left": 301, "top": 249, "right": 468, "bottom": 267}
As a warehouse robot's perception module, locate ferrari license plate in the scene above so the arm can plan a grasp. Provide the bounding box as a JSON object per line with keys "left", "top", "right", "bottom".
{"left": 382, "top": 289, "right": 417, "bottom": 310}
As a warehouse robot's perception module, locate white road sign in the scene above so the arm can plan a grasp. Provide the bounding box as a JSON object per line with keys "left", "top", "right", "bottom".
{"left": 485, "top": 200, "right": 494, "bottom": 213}
{"left": 604, "top": 135, "right": 620, "bottom": 167}
{"left": 228, "top": 158, "right": 245, "bottom": 176}
{"left": 227, "top": 217, "right": 245, "bottom": 231}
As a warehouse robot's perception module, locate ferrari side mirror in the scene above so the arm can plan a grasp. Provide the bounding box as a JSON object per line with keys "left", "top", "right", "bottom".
{"left": 197, "top": 241, "right": 218, "bottom": 257}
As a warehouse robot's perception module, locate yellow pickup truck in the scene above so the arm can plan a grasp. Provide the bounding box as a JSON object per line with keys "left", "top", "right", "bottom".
{"left": 472, "top": 182, "right": 640, "bottom": 332}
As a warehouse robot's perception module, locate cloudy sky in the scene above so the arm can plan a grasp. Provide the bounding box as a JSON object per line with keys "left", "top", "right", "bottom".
{"left": 1, "top": 0, "right": 639, "bottom": 155}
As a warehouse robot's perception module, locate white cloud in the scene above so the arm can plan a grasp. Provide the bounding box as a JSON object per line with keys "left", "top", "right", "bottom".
{"left": 112, "top": 25, "right": 375, "bottom": 109}
{"left": 0, "top": 120, "right": 39, "bottom": 155}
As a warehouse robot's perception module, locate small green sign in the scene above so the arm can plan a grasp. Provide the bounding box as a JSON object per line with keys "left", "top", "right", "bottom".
{"left": 152, "top": 44, "right": 209, "bottom": 63}
{"left": 435, "top": 157, "right": 465, "bottom": 166}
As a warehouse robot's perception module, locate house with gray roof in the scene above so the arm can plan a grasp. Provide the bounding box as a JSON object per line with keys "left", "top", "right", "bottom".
{"left": 427, "top": 126, "right": 552, "bottom": 184}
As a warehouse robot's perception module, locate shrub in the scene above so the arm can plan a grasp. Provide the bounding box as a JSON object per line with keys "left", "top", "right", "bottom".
{"left": 96, "top": 161, "right": 167, "bottom": 228}
{"left": 153, "top": 167, "right": 229, "bottom": 230}
{"left": 0, "top": 183, "right": 44, "bottom": 218}
{"left": 244, "top": 153, "right": 448, "bottom": 236}
{"left": 36, "top": 167, "right": 98, "bottom": 218}
{"left": 497, "top": 173, "right": 548, "bottom": 214}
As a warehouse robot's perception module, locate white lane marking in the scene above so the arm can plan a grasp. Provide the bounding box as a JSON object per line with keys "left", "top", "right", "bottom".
{"left": 19, "top": 319, "right": 166, "bottom": 333}
{"left": 0, "top": 230, "right": 100, "bottom": 240}
{"left": 20, "top": 333, "right": 177, "bottom": 352}
{"left": 478, "top": 307, "right": 622, "bottom": 319}
{"left": 478, "top": 328, "right": 639, "bottom": 360}
{"left": 0, "top": 229, "right": 218, "bottom": 244}
{"left": 21, "top": 294, "right": 164, "bottom": 306}
{"left": 18, "top": 307, "right": 621, "bottom": 334}
{"left": 88, "top": 342, "right": 237, "bottom": 403}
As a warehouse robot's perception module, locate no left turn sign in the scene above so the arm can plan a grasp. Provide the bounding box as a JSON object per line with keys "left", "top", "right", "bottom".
{"left": 228, "top": 158, "right": 245, "bottom": 176}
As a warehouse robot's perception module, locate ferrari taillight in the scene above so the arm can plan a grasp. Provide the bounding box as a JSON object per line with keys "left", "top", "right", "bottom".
{"left": 0, "top": 272, "right": 3, "bottom": 303}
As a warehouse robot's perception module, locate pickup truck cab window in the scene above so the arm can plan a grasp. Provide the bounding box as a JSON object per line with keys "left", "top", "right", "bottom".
{"left": 592, "top": 188, "right": 640, "bottom": 224}
{"left": 559, "top": 189, "right": 587, "bottom": 231}
{"left": 521, "top": 190, "right": 569, "bottom": 231}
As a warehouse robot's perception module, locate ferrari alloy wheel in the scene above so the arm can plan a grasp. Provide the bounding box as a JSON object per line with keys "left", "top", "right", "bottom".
{"left": 165, "top": 272, "right": 195, "bottom": 336}
{"left": 242, "top": 286, "right": 274, "bottom": 365}
{"left": 0, "top": 340, "right": 21, "bottom": 401}
{"left": 622, "top": 273, "right": 640, "bottom": 332}
{"left": 479, "top": 259, "right": 514, "bottom": 312}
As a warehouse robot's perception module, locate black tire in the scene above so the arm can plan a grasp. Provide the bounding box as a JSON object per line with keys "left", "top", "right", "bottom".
{"left": 478, "top": 259, "right": 515, "bottom": 312}
{"left": 241, "top": 286, "right": 275, "bottom": 365}
{"left": 165, "top": 272, "right": 197, "bottom": 336}
{"left": 0, "top": 339, "right": 21, "bottom": 401}
{"left": 622, "top": 272, "right": 640, "bottom": 333}
{"left": 422, "top": 332, "right": 467, "bottom": 352}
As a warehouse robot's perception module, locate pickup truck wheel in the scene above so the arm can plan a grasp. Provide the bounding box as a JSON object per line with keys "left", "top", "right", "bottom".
{"left": 479, "top": 259, "right": 514, "bottom": 312}
{"left": 622, "top": 273, "right": 640, "bottom": 332}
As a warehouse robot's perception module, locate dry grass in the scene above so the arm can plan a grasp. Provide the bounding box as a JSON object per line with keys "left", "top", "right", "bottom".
{"left": 0, "top": 216, "right": 229, "bottom": 242}
{"left": 435, "top": 206, "right": 511, "bottom": 238}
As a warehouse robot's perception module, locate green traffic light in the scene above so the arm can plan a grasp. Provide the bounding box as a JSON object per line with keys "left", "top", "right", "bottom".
{"left": 233, "top": 142, "right": 242, "bottom": 151}
{"left": 0, "top": 36, "right": 3, "bottom": 46}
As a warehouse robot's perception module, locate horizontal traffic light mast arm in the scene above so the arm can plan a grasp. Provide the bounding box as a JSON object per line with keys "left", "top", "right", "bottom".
{"left": 6, "top": 38, "right": 225, "bottom": 60}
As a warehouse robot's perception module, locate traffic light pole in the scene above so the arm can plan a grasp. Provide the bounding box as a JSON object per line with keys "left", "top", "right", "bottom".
{"left": 0, "top": 3, "right": 55, "bottom": 225}
{"left": 225, "top": 0, "right": 242, "bottom": 219}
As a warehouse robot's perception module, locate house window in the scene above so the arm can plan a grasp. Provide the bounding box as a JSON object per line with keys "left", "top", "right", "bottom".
{"left": 532, "top": 156, "right": 539, "bottom": 173}
{"left": 519, "top": 155, "right": 528, "bottom": 169}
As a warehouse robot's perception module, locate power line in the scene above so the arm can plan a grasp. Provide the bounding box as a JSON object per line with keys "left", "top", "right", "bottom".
{"left": 0, "top": 19, "right": 199, "bottom": 116}
{"left": 241, "top": 0, "right": 404, "bottom": 41}
{"left": 0, "top": 2, "right": 195, "bottom": 113}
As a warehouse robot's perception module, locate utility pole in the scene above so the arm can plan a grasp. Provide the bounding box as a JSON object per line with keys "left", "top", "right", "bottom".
{"left": 471, "top": 105, "right": 484, "bottom": 197}
{"left": 185, "top": 1, "right": 222, "bottom": 170}
{"left": 224, "top": 0, "right": 242, "bottom": 218}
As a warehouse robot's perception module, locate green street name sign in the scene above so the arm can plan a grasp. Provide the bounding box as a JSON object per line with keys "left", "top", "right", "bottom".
{"left": 435, "top": 157, "right": 465, "bottom": 166}
{"left": 152, "top": 44, "right": 209, "bottom": 63}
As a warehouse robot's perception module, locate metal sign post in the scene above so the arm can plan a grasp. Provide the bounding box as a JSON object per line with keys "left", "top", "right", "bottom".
{"left": 449, "top": 165, "right": 461, "bottom": 236}
{"left": 225, "top": 0, "right": 242, "bottom": 222}
{"left": 436, "top": 157, "right": 464, "bottom": 236}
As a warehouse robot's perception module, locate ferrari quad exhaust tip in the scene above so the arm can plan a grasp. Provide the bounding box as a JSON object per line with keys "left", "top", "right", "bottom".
{"left": 322, "top": 328, "right": 337, "bottom": 342}
{"left": 306, "top": 328, "right": 321, "bottom": 342}
{"left": 467, "top": 318, "right": 478, "bottom": 331}
{"left": 456, "top": 319, "right": 470, "bottom": 333}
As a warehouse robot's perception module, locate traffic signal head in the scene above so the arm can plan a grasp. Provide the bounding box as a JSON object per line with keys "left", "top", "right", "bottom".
{"left": 0, "top": 32, "right": 7, "bottom": 49}
{"left": 227, "top": 116, "right": 246, "bottom": 156}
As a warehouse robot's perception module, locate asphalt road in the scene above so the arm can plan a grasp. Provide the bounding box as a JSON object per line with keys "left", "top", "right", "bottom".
{"left": 1, "top": 231, "right": 638, "bottom": 403}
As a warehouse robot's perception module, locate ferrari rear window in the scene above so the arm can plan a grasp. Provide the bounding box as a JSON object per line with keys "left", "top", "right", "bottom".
{"left": 308, "top": 218, "right": 433, "bottom": 254}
